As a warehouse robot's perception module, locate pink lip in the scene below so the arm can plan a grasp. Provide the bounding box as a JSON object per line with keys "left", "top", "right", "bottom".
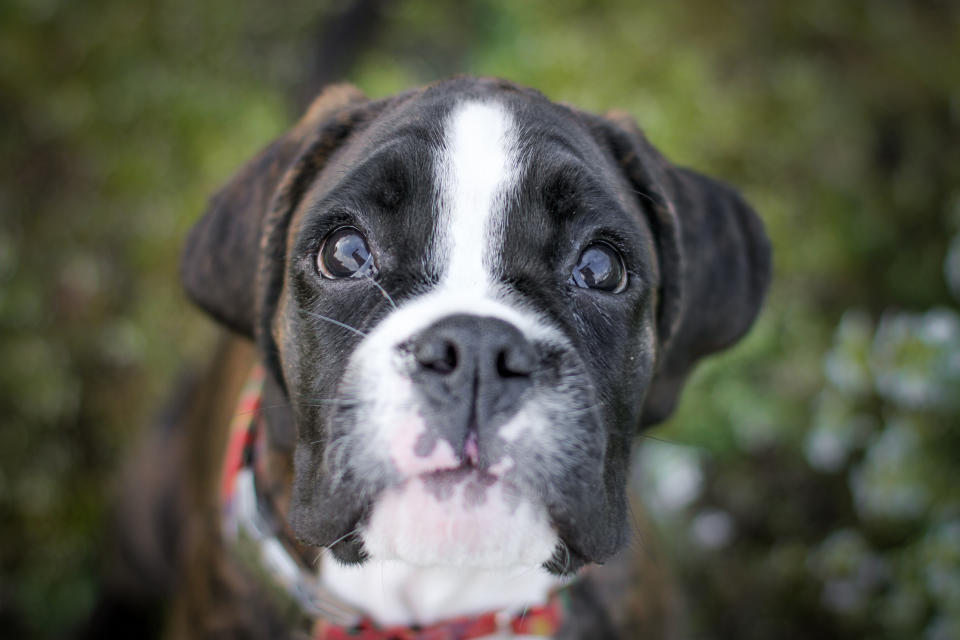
{"left": 463, "top": 432, "right": 479, "bottom": 465}
{"left": 389, "top": 420, "right": 515, "bottom": 481}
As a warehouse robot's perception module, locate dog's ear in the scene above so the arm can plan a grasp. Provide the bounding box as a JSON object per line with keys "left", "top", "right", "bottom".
{"left": 180, "top": 84, "right": 373, "bottom": 337}
{"left": 586, "top": 111, "right": 771, "bottom": 428}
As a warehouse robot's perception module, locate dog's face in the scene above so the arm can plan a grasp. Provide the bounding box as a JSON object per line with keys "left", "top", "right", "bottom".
{"left": 182, "top": 77, "right": 770, "bottom": 574}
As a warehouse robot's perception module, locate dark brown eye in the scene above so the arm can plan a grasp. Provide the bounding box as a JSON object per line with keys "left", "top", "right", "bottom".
{"left": 317, "top": 227, "right": 375, "bottom": 279}
{"left": 569, "top": 243, "right": 627, "bottom": 292}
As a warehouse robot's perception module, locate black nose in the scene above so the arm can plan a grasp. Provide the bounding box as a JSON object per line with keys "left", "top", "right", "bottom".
{"left": 413, "top": 315, "right": 536, "bottom": 378}
{"left": 410, "top": 314, "right": 536, "bottom": 458}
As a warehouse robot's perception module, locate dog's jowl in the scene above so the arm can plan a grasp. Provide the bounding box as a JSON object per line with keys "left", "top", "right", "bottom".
{"left": 109, "top": 77, "right": 770, "bottom": 639}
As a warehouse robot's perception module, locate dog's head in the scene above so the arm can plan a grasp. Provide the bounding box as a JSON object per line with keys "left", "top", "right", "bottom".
{"left": 182, "top": 77, "right": 770, "bottom": 574}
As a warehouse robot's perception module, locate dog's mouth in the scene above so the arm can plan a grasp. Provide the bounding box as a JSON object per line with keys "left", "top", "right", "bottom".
{"left": 384, "top": 427, "right": 526, "bottom": 506}
{"left": 311, "top": 431, "right": 593, "bottom": 574}
{"left": 360, "top": 465, "right": 557, "bottom": 569}
{"left": 407, "top": 463, "right": 508, "bottom": 504}
{"left": 395, "top": 430, "right": 516, "bottom": 486}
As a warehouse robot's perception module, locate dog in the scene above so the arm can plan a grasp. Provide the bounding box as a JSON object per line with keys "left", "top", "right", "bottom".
{"left": 97, "top": 76, "right": 770, "bottom": 639}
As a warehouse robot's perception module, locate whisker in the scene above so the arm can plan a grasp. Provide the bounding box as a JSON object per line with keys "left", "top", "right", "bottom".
{"left": 625, "top": 500, "right": 647, "bottom": 552}
{"left": 233, "top": 402, "right": 293, "bottom": 417}
{"left": 628, "top": 187, "right": 658, "bottom": 206}
{"left": 326, "top": 527, "right": 360, "bottom": 549}
{"left": 363, "top": 273, "right": 398, "bottom": 310}
{"left": 564, "top": 403, "right": 602, "bottom": 417}
{"left": 234, "top": 398, "right": 353, "bottom": 418}
{"left": 301, "top": 309, "right": 368, "bottom": 338}
{"left": 380, "top": 561, "right": 385, "bottom": 601}
{"left": 636, "top": 432, "right": 701, "bottom": 450}
{"left": 299, "top": 399, "right": 350, "bottom": 407}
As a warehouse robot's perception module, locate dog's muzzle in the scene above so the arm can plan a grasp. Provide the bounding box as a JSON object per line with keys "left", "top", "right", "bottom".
{"left": 408, "top": 314, "right": 536, "bottom": 463}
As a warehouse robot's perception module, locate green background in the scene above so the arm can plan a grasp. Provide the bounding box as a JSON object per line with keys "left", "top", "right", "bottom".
{"left": 2, "top": 0, "right": 959, "bottom": 637}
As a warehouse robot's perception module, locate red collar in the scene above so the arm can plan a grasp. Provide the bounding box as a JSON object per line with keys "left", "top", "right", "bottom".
{"left": 220, "top": 365, "right": 567, "bottom": 639}
{"left": 313, "top": 601, "right": 565, "bottom": 640}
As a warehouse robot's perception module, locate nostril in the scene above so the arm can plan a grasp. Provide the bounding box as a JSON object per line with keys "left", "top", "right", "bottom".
{"left": 415, "top": 338, "right": 458, "bottom": 374}
{"left": 438, "top": 343, "right": 457, "bottom": 373}
{"left": 496, "top": 347, "right": 535, "bottom": 378}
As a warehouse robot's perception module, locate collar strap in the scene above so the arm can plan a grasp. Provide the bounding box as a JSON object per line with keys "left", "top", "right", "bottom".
{"left": 220, "top": 366, "right": 365, "bottom": 628}
{"left": 314, "top": 596, "right": 566, "bottom": 640}
{"left": 220, "top": 365, "right": 566, "bottom": 638}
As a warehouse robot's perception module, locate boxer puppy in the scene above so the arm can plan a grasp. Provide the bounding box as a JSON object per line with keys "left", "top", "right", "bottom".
{"left": 105, "top": 76, "right": 770, "bottom": 639}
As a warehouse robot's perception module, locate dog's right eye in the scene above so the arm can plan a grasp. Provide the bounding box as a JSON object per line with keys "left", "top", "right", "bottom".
{"left": 569, "top": 242, "right": 627, "bottom": 293}
{"left": 317, "top": 227, "right": 375, "bottom": 279}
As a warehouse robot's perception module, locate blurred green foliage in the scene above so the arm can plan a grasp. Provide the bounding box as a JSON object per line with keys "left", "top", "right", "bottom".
{"left": 1, "top": 0, "right": 958, "bottom": 637}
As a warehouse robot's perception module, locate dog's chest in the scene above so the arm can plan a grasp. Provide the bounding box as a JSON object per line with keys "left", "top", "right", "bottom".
{"left": 320, "top": 551, "right": 563, "bottom": 633}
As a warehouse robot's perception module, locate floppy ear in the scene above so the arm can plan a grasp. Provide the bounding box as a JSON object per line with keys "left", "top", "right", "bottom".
{"left": 180, "top": 84, "right": 371, "bottom": 338}
{"left": 586, "top": 111, "right": 772, "bottom": 428}
{"left": 644, "top": 164, "right": 772, "bottom": 426}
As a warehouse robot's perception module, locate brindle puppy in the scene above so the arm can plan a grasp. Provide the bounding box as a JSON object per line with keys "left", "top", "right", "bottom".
{"left": 92, "top": 78, "right": 769, "bottom": 639}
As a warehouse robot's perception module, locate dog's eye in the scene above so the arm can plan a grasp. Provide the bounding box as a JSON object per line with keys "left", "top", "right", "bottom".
{"left": 317, "top": 227, "right": 375, "bottom": 279}
{"left": 569, "top": 243, "right": 627, "bottom": 292}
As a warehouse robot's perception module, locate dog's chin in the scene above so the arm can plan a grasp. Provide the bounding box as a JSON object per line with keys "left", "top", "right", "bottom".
{"left": 351, "top": 468, "right": 558, "bottom": 571}
{"left": 316, "top": 484, "right": 591, "bottom": 575}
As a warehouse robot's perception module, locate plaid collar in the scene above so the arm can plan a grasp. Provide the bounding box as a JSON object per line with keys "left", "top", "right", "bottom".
{"left": 220, "top": 365, "right": 568, "bottom": 639}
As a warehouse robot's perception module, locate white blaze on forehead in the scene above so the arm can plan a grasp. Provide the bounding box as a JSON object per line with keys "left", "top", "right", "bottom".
{"left": 436, "top": 101, "right": 519, "bottom": 291}
{"left": 331, "top": 99, "right": 573, "bottom": 599}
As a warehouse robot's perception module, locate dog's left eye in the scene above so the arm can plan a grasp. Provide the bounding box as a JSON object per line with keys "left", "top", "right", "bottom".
{"left": 317, "top": 227, "right": 375, "bottom": 279}
{"left": 569, "top": 243, "right": 627, "bottom": 293}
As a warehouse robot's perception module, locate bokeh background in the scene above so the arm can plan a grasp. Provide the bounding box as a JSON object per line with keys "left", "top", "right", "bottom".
{"left": 2, "top": 0, "right": 959, "bottom": 637}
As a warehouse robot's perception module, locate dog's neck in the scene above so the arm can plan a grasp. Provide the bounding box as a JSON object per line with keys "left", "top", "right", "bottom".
{"left": 319, "top": 550, "right": 563, "bottom": 627}
{"left": 255, "top": 370, "right": 564, "bottom": 630}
